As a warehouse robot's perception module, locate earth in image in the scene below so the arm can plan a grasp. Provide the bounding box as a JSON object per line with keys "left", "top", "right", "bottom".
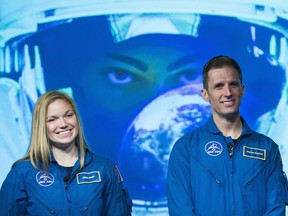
{"left": 118, "top": 85, "right": 212, "bottom": 214}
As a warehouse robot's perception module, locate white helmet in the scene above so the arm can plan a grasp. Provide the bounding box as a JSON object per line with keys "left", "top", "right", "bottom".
{"left": 1, "top": 0, "right": 288, "bottom": 73}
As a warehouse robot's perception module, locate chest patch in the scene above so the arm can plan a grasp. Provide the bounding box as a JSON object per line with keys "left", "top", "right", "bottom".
{"left": 243, "top": 146, "right": 266, "bottom": 160}
{"left": 36, "top": 171, "right": 54, "bottom": 187}
{"left": 205, "top": 141, "right": 223, "bottom": 156}
{"left": 76, "top": 171, "right": 101, "bottom": 184}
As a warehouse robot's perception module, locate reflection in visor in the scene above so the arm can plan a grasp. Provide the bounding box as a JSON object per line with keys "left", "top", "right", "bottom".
{"left": 118, "top": 85, "right": 211, "bottom": 209}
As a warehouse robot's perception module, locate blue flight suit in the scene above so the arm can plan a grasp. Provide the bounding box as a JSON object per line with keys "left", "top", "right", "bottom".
{"left": 167, "top": 117, "right": 288, "bottom": 216}
{"left": 0, "top": 150, "right": 132, "bottom": 215}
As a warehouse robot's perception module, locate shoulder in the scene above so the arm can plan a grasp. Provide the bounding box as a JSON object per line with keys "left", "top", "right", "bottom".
{"left": 11, "top": 160, "right": 34, "bottom": 173}
{"left": 175, "top": 124, "right": 208, "bottom": 147}
{"left": 171, "top": 127, "right": 202, "bottom": 158}
{"left": 242, "top": 117, "right": 279, "bottom": 150}
{"left": 249, "top": 130, "right": 278, "bottom": 148}
{"left": 85, "top": 152, "right": 123, "bottom": 181}
{"left": 2, "top": 160, "right": 34, "bottom": 185}
{"left": 86, "top": 152, "right": 116, "bottom": 168}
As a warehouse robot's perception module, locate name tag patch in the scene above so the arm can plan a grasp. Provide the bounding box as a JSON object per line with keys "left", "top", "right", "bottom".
{"left": 243, "top": 146, "right": 266, "bottom": 160}
{"left": 76, "top": 171, "right": 101, "bottom": 184}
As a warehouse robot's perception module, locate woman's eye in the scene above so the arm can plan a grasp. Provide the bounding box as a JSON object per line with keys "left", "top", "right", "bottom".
{"left": 65, "top": 112, "right": 74, "bottom": 118}
{"left": 178, "top": 70, "right": 200, "bottom": 84}
{"left": 47, "top": 118, "right": 55, "bottom": 123}
{"left": 105, "top": 68, "right": 133, "bottom": 84}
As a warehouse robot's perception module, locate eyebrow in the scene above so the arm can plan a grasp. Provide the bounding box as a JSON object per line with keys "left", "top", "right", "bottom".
{"left": 213, "top": 82, "right": 225, "bottom": 88}
{"left": 166, "top": 56, "right": 203, "bottom": 72}
{"left": 46, "top": 110, "right": 74, "bottom": 119}
{"left": 105, "top": 52, "right": 148, "bottom": 72}
{"left": 213, "top": 80, "right": 240, "bottom": 88}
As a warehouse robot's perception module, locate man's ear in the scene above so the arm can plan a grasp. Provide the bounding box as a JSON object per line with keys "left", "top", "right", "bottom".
{"left": 201, "top": 89, "right": 209, "bottom": 102}
{"left": 241, "top": 84, "right": 245, "bottom": 98}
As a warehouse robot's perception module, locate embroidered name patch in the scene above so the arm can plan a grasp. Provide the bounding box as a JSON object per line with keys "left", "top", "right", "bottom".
{"left": 76, "top": 171, "right": 101, "bottom": 184}
{"left": 205, "top": 141, "right": 223, "bottom": 156}
{"left": 243, "top": 146, "right": 266, "bottom": 160}
{"left": 36, "top": 171, "right": 54, "bottom": 187}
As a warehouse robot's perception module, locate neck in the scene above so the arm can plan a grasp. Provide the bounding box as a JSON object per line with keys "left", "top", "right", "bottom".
{"left": 51, "top": 143, "right": 78, "bottom": 167}
{"left": 213, "top": 115, "right": 243, "bottom": 139}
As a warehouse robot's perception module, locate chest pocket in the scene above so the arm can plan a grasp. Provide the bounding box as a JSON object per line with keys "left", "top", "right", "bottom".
{"left": 190, "top": 153, "right": 225, "bottom": 186}
{"left": 81, "top": 192, "right": 104, "bottom": 215}
{"left": 26, "top": 182, "right": 64, "bottom": 215}
{"left": 239, "top": 158, "right": 269, "bottom": 212}
{"left": 240, "top": 159, "right": 268, "bottom": 188}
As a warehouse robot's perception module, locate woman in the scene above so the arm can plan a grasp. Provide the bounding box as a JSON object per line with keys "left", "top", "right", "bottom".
{"left": 0, "top": 90, "right": 132, "bottom": 215}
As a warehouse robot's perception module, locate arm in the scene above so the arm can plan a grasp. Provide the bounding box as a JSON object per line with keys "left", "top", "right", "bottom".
{"left": 264, "top": 145, "right": 288, "bottom": 216}
{"left": 166, "top": 137, "right": 198, "bottom": 216}
{"left": 0, "top": 165, "right": 28, "bottom": 216}
{"left": 103, "top": 163, "right": 132, "bottom": 216}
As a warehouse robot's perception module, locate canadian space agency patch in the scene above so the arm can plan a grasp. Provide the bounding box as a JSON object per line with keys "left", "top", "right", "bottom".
{"left": 205, "top": 141, "right": 223, "bottom": 156}
{"left": 36, "top": 171, "right": 54, "bottom": 187}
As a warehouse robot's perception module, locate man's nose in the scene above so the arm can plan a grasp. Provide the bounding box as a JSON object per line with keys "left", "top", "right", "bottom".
{"left": 223, "top": 86, "right": 232, "bottom": 96}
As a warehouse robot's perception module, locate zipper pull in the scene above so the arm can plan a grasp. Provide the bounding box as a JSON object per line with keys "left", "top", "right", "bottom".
{"left": 227, "top": 142, "right": 234, "bottom": 158}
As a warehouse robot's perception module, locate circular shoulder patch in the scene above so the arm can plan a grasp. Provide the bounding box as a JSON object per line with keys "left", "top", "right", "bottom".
{"left": 36, "top": 171, "right": 54, "bottom": 187}
{"left": 205, "top": 141, "right": 223, "bottom": 156}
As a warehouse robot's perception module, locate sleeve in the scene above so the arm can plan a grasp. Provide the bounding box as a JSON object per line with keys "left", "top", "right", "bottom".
{"left": 0, "top": 166, "right": 28, "bottom": 216}
{"left": 264, "top": 145, "right": 288, "bottom": 216}
{"left": 102, "top": 163, "right": 132, "bottom": 216}
{"left": 283, "top": 172, "right": 288, "bottom": 206}
{"left": 166, "top": 137, "right": 198, "bottom": 216}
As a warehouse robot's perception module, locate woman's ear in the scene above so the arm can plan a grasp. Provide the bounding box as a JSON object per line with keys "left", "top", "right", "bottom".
{"left": 201, "top": 89, "right": 209, "bottom": 102}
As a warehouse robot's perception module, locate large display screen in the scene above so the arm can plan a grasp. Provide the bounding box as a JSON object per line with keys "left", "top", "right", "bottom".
{"left": 1, "top": 1, "right": 288, "bottom": 215}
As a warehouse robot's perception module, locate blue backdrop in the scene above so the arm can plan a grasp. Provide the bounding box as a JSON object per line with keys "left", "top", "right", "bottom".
{"left": 1, "top": 1, "right": 288, "bottom": 215}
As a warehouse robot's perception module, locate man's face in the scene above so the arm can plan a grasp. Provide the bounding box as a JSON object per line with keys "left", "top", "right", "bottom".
{"left": 201, "top": 66, "right": 245, "bottom": 120}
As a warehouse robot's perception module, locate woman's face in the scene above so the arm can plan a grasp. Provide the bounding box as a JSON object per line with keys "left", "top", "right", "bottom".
{"left": 81, "top": 41, "right": 206, "bottom": 114}
{"left": 77, "top": 38, "right": 209, "bottom": 158}
{"left": 46, "top": 99, "right": 79, "bottom": 149}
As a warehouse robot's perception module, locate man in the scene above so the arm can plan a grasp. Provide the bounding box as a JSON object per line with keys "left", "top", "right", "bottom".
{"left": 166, "top": 55, "right": 288, "bottom": 215}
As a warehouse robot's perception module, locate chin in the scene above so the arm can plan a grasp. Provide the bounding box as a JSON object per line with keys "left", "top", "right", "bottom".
{"left": 52, "top": 139, "right": 76, "bottom": 147}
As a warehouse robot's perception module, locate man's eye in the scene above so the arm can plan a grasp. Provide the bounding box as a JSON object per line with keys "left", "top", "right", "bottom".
{"left": 107, "top": 70, "right": 133, "bottom": 84}
{"left": 230, "top": 82, "right": 240, "bottom": 88}
{"left": 215, "top": 85, "right": 223, "bottom": 89}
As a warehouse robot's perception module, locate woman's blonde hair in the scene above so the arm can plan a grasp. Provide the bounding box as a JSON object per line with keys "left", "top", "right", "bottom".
{"left": 16, "top": 90, "right": 90, "bottom": 171}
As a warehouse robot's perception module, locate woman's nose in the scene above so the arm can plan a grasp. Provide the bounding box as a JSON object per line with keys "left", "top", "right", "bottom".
{"left": 59, "top": 118, "right": 67, "bottom": 127}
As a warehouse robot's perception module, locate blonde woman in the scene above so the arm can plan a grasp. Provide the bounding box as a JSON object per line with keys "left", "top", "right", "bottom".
{"left": 0, "top": 90, "right": 132, "bottom": 216}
